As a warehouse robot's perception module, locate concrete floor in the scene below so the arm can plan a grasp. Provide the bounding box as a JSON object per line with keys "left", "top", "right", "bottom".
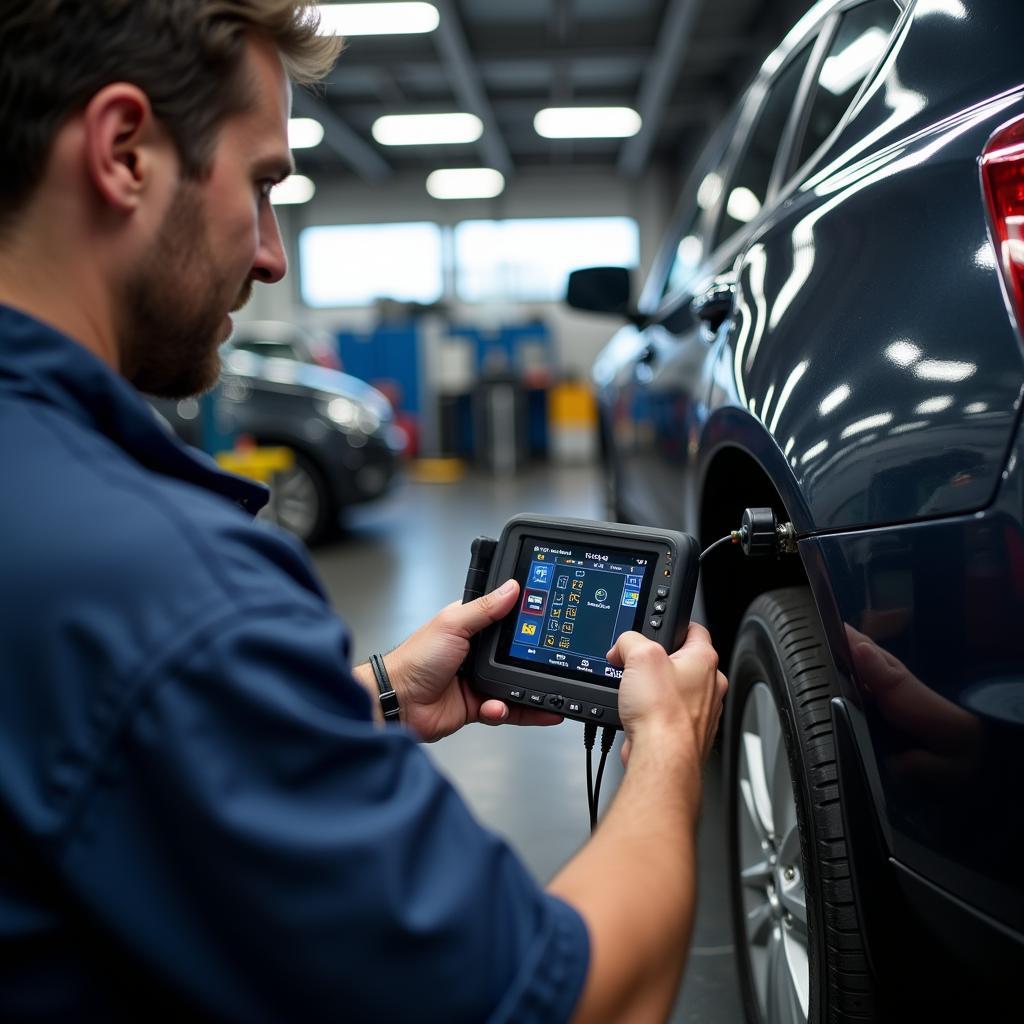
{"left": 312, "top": 464, "right": 744, "bottom": 1023}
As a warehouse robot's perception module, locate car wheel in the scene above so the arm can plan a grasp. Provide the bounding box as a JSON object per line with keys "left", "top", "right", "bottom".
{"left": 273, "top": 451, "right": 334, "bottom": 546}
{"left": 725, "top": 587, "right": 872, "bottom": 1024}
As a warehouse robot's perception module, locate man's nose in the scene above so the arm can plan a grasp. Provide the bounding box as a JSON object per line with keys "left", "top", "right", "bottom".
{"left": 252, "top": 204, "right": 288, "bottom": 284}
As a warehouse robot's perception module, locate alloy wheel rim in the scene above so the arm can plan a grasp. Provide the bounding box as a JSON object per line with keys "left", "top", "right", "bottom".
{"left": 737, "top": 681, "right": 810, "bottom": 1024}
{"left": 275, "top": 463, "right": 319, "bottom": 540}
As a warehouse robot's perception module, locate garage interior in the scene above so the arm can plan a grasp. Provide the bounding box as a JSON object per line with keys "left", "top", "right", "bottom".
{"left": 11, "top": 0, "right": 1024, "bottom": 1019}
{"left": 225, "top": 2, "right": 813, "bottom": 1021}
{"left": 212, "top": 3, "right": 816, "bottom": 1020}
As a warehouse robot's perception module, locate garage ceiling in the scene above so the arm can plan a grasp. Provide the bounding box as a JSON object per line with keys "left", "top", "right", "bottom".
{"left": 297, "top": 0, "right": 816, "bottom": 183}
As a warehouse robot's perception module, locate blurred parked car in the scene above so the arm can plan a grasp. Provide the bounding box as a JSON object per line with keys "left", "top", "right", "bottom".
{"left": 152, "top": 330, "right": 403, "bottom": 545}
{"left": 227, "top": 319, "right": 344, "bottom": 370}
{"left": 569, "top": 0, "right": 1024, "bottom": 1021}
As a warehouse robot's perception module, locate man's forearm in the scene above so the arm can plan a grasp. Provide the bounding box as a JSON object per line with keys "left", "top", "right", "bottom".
{"left": 547, "top": 737, "right": 703, "bottom": 1023}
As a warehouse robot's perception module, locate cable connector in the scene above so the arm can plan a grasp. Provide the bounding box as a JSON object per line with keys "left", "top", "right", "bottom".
{"left": 740, "top": 507, "right": 797, "bottom": 558}
{"left": 700, "top": 508, "right": 798, "bottom": 564}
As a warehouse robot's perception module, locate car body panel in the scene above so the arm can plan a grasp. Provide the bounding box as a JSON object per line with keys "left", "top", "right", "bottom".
{"left": 588, "top": 0, "right": 1024, "bottom": 986}
{"left": 801, "top": 420, "right": 1024, "bottom": 937}
{"left": 724, "top": 84, "right": 1024, "bottom": 531}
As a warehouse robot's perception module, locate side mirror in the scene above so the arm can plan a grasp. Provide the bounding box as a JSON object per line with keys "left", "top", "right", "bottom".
{"left": 566, "top": 267, "right": 642, "bottom": 324}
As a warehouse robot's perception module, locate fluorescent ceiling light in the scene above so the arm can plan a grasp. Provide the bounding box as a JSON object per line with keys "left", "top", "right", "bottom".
{"left": 534, "top": 107, "right": 642, "bottom": 140}
{"left": 426, "top": 168, "right": 505, "bottom": 200}
{"left": 271, "top": 175, "right": 316, "bottom": 205}
{"left": 315, "top": 2, "right": 439, "bottom": 36}
{"left": 373, "top": 113, "right": 483, "bottom": 146}
{"left": 289, "top": 117, "right": 325, "bottom": 149}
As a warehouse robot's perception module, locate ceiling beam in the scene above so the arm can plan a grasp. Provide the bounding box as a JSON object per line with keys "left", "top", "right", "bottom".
{"left": 618, "top": 0, "right": 704, "bottom": 178}
{"left": 332, "top": 37, "right": 766, "bottom": 73}
{"left": 292, "top": 89, "right": 392, "bottom": 181}
{"left": 430, "top": 0, "right": 514, "bottom": 176}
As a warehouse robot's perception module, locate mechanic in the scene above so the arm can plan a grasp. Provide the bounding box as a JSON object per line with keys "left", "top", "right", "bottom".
{"left": 0, "top": 2, "right": 727, "bottom": 1021}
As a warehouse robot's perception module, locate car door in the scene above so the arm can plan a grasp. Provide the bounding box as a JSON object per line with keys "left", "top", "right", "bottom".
{"left": 611, "top": 28, "right": 823, "bottom": 529}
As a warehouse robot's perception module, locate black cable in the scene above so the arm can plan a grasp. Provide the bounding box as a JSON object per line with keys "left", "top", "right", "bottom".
{"left": 591, "top": 726, "right": 617, "bottom": 829}
{"left": 583, "top": 722, "right": 598, "bottom": 831}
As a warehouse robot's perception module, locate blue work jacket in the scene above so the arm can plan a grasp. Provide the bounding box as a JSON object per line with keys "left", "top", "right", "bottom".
{"left": 0, "top": 305, "right": 588, "bottom": 1022}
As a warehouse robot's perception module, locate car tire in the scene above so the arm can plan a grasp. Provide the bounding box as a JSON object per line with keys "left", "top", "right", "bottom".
{"left": 725, "top": 587, "right": 873, "bottom": 1024}
{"left": 273, "top": 451, "right": 335, "bottom": 546}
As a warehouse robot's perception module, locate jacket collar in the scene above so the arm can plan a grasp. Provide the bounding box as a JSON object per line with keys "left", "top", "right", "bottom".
{"left": 0, "top": 304, "right": 268, "bottom": 514}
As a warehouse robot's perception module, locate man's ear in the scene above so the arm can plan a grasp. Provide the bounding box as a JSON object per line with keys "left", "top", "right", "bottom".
{"left": 81, "top": 83, "right": 170, "bottom": 213}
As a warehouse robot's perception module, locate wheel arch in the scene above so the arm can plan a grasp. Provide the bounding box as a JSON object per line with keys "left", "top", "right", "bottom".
{"left": 697, "top": 414, "right": 818, "bottom": 669}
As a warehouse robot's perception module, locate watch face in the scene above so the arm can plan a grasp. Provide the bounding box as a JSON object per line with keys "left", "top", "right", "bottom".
{"left": 495, "top": 535, "right": 655, "bottom": 688}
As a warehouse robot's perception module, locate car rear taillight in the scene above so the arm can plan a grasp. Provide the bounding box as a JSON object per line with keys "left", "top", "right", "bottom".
{"left": 981, "top": 114, "right": 1024, "bottom": 334}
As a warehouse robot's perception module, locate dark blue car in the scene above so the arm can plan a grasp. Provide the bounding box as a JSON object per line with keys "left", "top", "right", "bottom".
{"left": 568, "top": 0, "right": 1024, "bottom": 1020}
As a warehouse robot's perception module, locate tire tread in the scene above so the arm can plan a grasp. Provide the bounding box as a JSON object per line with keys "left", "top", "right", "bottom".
{"left": 728, "top": 587, "right": 873, "bottom": 1024}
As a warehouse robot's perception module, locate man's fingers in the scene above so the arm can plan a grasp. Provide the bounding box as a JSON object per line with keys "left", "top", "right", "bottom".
{"left": 606, "top": 630, "right": 658, "bottom": 667}
{"left": 683, "top": 621, "right": 713, "bottom": 647}
{"left": 445, "top": 580, "right": 520, "bottom": 638}
{"left": 478, "top": 699, "right": 562, "bottom": 728}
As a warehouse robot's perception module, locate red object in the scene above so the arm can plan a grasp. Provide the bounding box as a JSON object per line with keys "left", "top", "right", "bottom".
{"left": 981, "top": 114, "right": 1024, "bottom": 333}
{"left": 394, "top": 414, "right": 418, "bottom": 458}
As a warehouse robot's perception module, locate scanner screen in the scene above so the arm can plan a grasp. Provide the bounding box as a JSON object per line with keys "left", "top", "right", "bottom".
{"left": 496, "top": 536, "right": 653, "bottom": 687}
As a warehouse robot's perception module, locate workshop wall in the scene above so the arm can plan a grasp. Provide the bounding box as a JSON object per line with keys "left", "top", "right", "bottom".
{"left": 240, "top": 165, "right": 678, "bottom": 377}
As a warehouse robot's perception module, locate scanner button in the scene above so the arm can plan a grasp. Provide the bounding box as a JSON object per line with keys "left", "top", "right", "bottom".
{"left": 527, "top": 692, "right": 546, "bottom": 706}
{"left": 588, "top": 706, "right": 604, "bottom": 719}
{"left": 567, "top": 700, "right": 583, "bottom": 715}
{"left": 649, "top": 617, "right": 663, "bottom": 630}
{"left": 547, "top": 694, "right": 565, "bottom": 710}
{"left": 656, "top": 586, "right": 670, "bottom": 600}
{"left": 653, "top": 601, "right": 667, "bottom": 615}
{"left": 508, "top": 687, "right": 526, "bottom": 702}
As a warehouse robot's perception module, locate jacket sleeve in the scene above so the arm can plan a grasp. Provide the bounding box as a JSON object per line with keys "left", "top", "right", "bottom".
{"left": 56, "top": 599, "right": 589, "bottom": 1023}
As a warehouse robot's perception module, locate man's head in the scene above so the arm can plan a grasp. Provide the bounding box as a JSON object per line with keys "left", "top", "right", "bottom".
{"left": 0, "top": 1, "right": 340, "bottom": 397}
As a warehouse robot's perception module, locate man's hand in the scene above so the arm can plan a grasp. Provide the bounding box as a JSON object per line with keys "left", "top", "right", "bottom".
{"left": 548, "top": 623, "right": 726, "bottom": 1023}
{"left": 609, "top": 623, "right": 727, "bottom": 771}
{"left": 361, "top": 580, "right": 562, "bottom": 742}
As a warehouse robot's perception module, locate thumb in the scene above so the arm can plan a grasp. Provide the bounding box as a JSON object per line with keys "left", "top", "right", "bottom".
{"left": 448, "top": 579, "right": 520, "bottom": 638}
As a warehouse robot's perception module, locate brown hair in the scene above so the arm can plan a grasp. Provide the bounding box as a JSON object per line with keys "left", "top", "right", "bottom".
{"left": 0, "top": 1, "right": 341, "bottom": 230}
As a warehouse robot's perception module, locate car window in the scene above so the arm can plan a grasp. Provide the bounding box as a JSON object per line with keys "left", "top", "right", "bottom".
{"left": 713, "top": 43, "right": 814, "bottom": 249}
{"left": 794, "top": 0, "right": 900, "bottom": 171}
{"left": 663, "top": 203, "right": 706, "bottom": 298}
{"left": 233, "top": 340, "right": 301, "bottom": 361}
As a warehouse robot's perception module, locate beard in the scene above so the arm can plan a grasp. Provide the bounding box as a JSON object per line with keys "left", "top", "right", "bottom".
{"left": 119, "top": 181, "right": 251, "bottom": 399}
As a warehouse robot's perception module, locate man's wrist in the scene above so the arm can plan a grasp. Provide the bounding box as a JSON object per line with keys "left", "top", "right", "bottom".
{"left": 369, "top": 652, "right": 402, "bottom": 723}
{"left": 351, "top": 662, "right": 384, "bottom": 724}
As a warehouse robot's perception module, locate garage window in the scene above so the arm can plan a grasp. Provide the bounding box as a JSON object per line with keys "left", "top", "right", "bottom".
{"left": 454, "top": 217, "right": 639, "bottom": 303}
{"left": 299, "top": 222, "right": 444, "bottom": 308}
